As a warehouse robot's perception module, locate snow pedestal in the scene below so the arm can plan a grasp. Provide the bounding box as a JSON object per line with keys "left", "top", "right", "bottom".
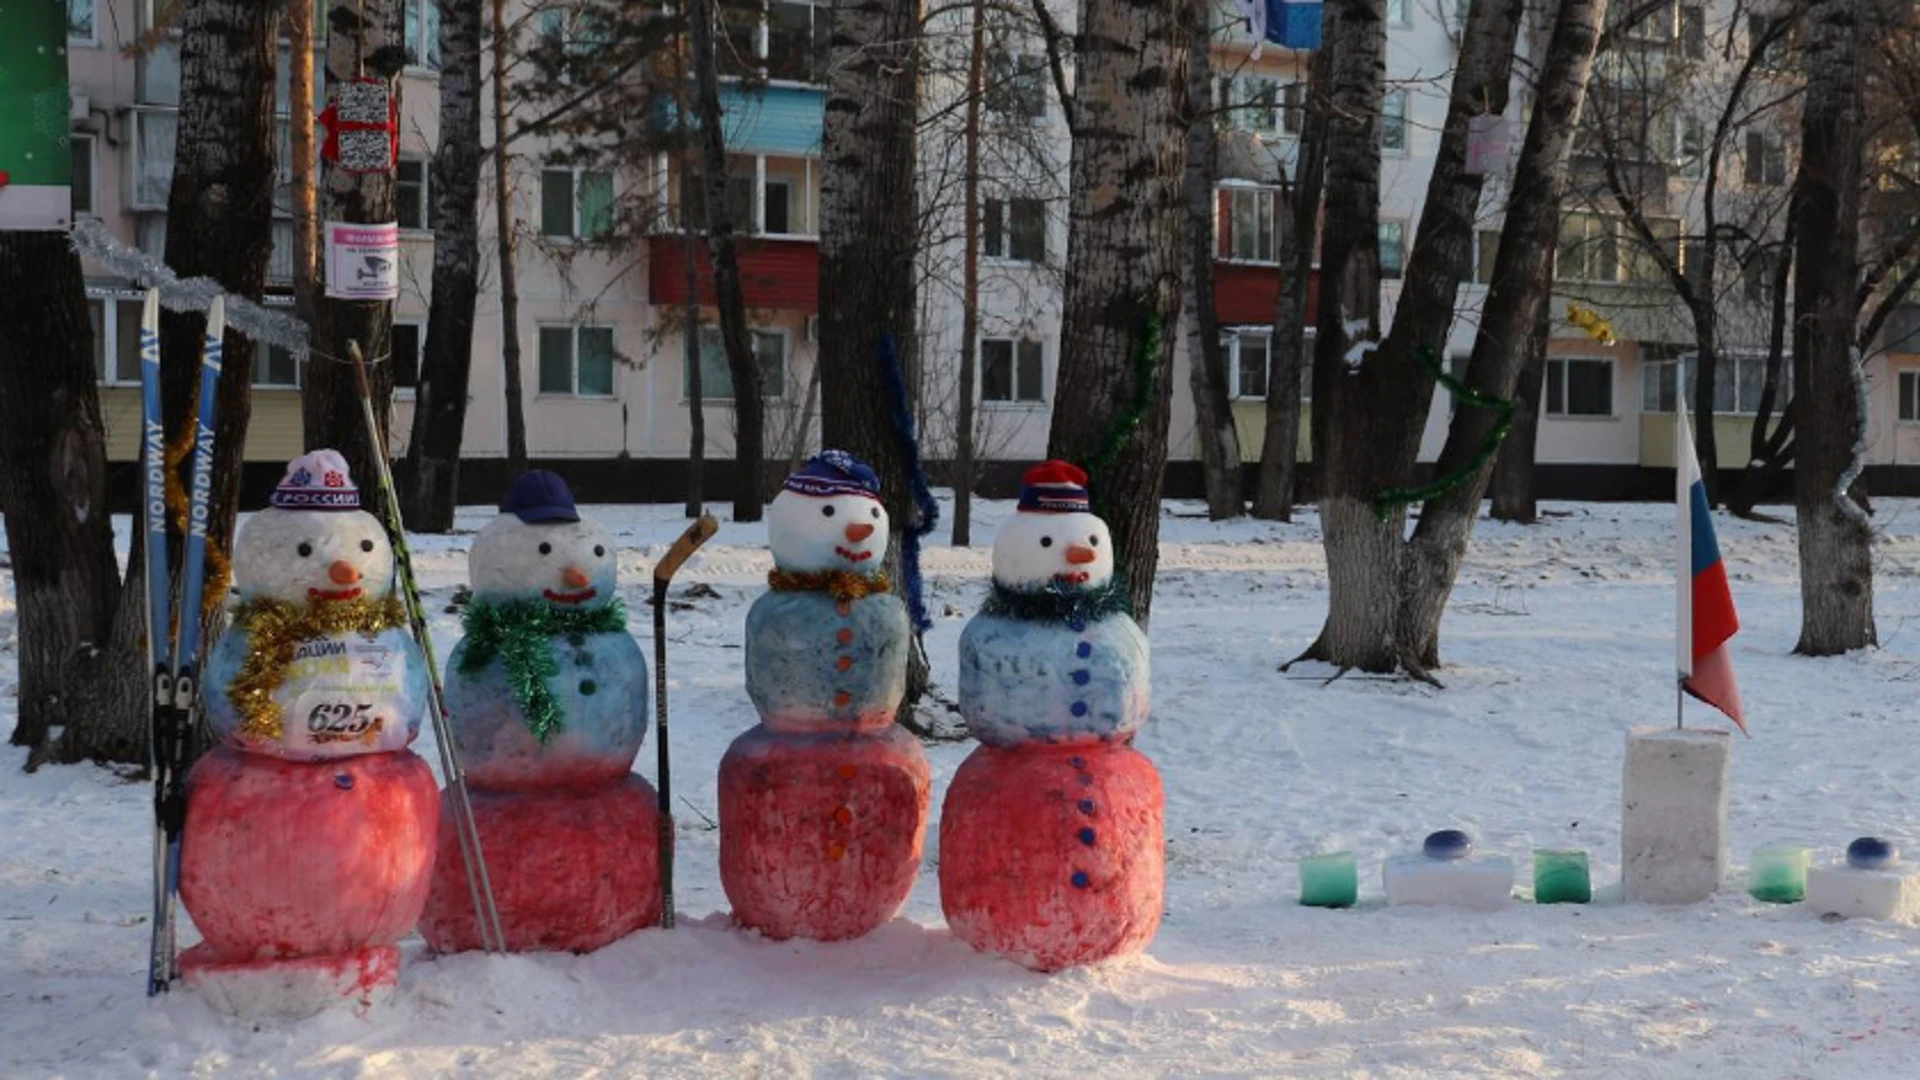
{"left": 1383, "top": 854, "right": 1515, "bottom": 911}
{"left": 939, "top": 742, "right": 1164, "bottom": 972}
{"left": 1807, "top": 843, "right": 1920, "bottom": 921}
{"left": 1621, "top": 727, "right": 1730, "bottom": 904}
{"left": 719, "top": 724, "right": 930, "bottom": 941}
{"left": 177, "top": 748, "right": 438, "bottom": 1018}
{"left": 420, "top": 775, "right": 662, "bottom": 953}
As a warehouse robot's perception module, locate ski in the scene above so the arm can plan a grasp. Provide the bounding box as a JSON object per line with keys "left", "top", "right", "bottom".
{"left": 653, "top": 515, "right": 717, "bottom": 930}
{"left": 346, "top": 342, "right": 505, "bottom": 953}
{"left": 144, "top": 293, "right": 224, "bottom": 995}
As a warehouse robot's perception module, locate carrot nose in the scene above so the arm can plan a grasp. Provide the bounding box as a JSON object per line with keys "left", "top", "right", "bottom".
{"left": 328, "top": 560, "right": 361, "bottom": 585}
{"left": 562, "top": 566, "right": 591, "bottom": 589}
{"left": 844, "top": 523, "right": 875, "bottom": 543}
{"left": 1066, "top": 545, "right": 1098, "bottom": 566}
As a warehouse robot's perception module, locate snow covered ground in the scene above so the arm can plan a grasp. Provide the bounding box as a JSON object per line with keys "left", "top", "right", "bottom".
{"left": 6, "top": 496, "right": 1920, "bottom": 1079}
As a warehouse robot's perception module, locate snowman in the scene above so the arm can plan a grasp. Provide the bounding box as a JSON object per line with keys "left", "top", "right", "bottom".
{"left": 718, "top": 450, "right": 931, "bottom": 941}
{"left": 939, "top": 460, "right": 1163, "bottom": 971}
{"left": 182, "top": 451, "right": 439, "bottom": 1015}
{"left": 419, "top": 470, "right": 661, "bottom": 953}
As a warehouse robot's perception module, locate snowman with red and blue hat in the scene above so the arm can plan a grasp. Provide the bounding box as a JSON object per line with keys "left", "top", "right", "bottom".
{"left": 718, "top": 450, "right": 931, "bottom": 941}
{"left": 939, "top": 460, "right": 1163, "bottom": 971}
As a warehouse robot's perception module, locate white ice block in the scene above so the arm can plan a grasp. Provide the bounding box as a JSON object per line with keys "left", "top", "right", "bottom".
{"left": 1622, "top": 726, "right": 1730, "bottom": 904}
{"left": 1806, "top": 863, "right": 1920, "bottom": 922}
{"left": 1384, "top": 854, "right": 1515, "bottom": 911}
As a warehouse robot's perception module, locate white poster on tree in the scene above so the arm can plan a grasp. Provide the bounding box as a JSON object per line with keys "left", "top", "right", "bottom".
{"left": 323, "top": 221, "right": 400, "bottom": 301}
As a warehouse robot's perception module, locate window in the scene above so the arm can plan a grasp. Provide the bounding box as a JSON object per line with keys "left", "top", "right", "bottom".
{"left": 764, "top": 179, "right": 793, "bottom": 234}
{"left": 1223, "top": 188, "right": 1276, "bottom": 262}
{"left": 85, "top": 295, "right": 148, "bottom": 384}
{"left": 1744, "top": 131, "right": 1787, "bottom": 187}
{"left": 981, "top": 338, "right": 1045, "bottom": 403}
{"left": 1224, "top": 332, "right": 1271, "bottom": 399}
{"left": 390, "top": 323, "right": 422, "bottom": 391}
{"left": 70, "top": 134, "right": 95, "bottom": 217}
{"left": 1379, "top": 220, "right": 1406, "bottom": 280}
{"left": 1642, "top": 353, "right": 1788, "bottom": 414}
{"left": 988, "top": 52, "right": 1049, "bottom": 120}
{"left": 1900, "top": 370, "right": 1920, "bottom": 422}
{"left": 984, "top": 197, "right": 1046, "bottom": 263}
{"left": 1557, "top": 212, "right": 1682, "bottom": 284}
{"left": 1546, "top": 358, "right": 1614, "bottom": 416}
{"left": 765, "top": 1, "right": 831, "bottom": 83}
{"left": 1749, "top": 14, "right": 1789, "bottom": 70}
{"left": 539, "top": 326, "right": 616, "bottom": 397}
{"left": 537, "top": 7, "right": 616, "bottom": 85}
{"left": 689, "top": 327, "right": 788, "bottom": 400}
{"left": 540, "top": 166, "right": 614, "bottom": 239}
{"left": 1281, "top": 82, "right": 1305, "bottom": 136}
{"left": 1675, "top": 114, "right": 1705, "bottom": 180}
{"left": 396, "top": 158, "right": 431, "bottom": 231}
{"left": 1380, "top": 90, "right": 1408, "bottom": 153}
{"left": 403, "top": 0, "right": 442, "bottom": 70}
{"left": 1679, "top": 4, "right": 1706, "bottom": 59}
{"left": 68, "top": 0, "right": 94, "bottom": 43}
{"left": 259, "top": 344, "right": 301, "bottom": 388}
{"left": 1473, "top": 228, "right": 1501, "bottom": 284}
{"left": 1219, "top": 77, "right": 1277, "bottom": 133}
{"left": 1386, "top": 0, "right": 1411, "bottom": 26}
{"left": 1743, "top": 249, "right": 1781, "bottom": 304}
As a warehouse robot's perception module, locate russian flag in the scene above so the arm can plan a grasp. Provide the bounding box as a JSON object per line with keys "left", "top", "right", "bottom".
{"left": 1675, "top": 406, "right": 1746, "bottom": 733}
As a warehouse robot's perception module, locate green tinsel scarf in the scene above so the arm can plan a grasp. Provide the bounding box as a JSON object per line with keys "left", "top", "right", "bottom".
{"left": 456, "top": 597, "right": 628, "bottom": 743}
{"left": 981, "top": 577, "right": 1133, "bottom": 625}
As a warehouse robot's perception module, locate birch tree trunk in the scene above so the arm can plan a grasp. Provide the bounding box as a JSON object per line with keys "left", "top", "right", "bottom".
{"left": 494, "top": 0, "right": 528, "bottom": 469}
{"left": 1792, "top": 0, "right": 1875, "bottom": 655}
{"left": 305, "top": 0, "right": 404, "bottom": 521}
{"left": 690, "top": 0, "right": 764, "bottom": 521}
{"left": 402, "top": 0, "right": 484, "bottom": 531}
{"left": 1183, "top": 1, "right": 1241, "bottom": 520}
{"left": 0, "top": 234, "right": 127, "bottom": 763}
{"left": 1397, "top": 0, "right": 1608, "bottom": 668}
{"left": 1047, "top": 0, "right": 1189, "bottom": 624}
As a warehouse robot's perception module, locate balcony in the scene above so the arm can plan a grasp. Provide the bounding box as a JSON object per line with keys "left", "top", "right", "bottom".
{"left": 648, "top": 234, "right": 819, "bottom": 311}
{"left": 654, "top": 84, "right": 824, "bottom": 157}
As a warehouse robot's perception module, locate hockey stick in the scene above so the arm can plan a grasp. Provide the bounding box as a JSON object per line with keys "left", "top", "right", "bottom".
{"left": 654, "top": 515, "right": 717, "bottom": 929}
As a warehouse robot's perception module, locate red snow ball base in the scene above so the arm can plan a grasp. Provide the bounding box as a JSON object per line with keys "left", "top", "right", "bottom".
{"left": 719, "top": 724, "right": 930, "bottom": 941}
{"left": 939, "top": 742, "right": 1164, "bottom": 972}
{"left": 419, "top": 775, "right": 664, "bottom": 954}
{"left": 177, "top": 747, "right": 438, "bottom": 1016}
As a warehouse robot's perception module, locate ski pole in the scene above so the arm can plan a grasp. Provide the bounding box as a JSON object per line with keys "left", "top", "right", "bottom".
{"left": 653, "top": 515, "right": 717, "bottom": 929}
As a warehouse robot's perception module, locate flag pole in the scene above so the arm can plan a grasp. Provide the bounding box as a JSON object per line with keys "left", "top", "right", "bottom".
{"left": 1675, "top": 355, "right": 1687, "bottom": 732}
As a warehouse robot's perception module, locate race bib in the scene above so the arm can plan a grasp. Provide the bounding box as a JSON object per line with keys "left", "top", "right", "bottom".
{"left": 279, "top": 635, "right": 411, "bottom": 759}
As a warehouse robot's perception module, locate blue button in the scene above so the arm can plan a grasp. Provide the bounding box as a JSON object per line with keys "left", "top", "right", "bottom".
{"left": 1069, "top": 756, "right": 1084, "bottom": 769}
{"left": 579, "top": 679, "right": 597, "bottom": 696}
{"left": 1070, "top": 701, "right": 1088, "bottom": 717}
{"left": 334, "top": 773, "right": 354, "bottom": 791}
{"left": 1078, "top": 799, "right": 1096, "bottom": 814}
{"left": 1071, "top": 670, "right": 1091, "bottom": 685}
{"left": 1070, "top": 871, "right": 1090, "bottom": 889}
{"left": 1068, "top": 617, "right": 1086, "bottom": 632}
{"left": 1076, "top": 642, "right": 1092, "bottom": 658}
{"left": 1079, "top": 828, "right": 1096, "bottom": 846}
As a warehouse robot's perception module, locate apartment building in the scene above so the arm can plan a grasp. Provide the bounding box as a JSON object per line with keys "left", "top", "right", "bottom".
{"left": 65, "top": 0, "right": 1920, "bottom": 502}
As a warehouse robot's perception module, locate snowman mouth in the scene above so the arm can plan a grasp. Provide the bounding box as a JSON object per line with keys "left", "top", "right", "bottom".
{"left": 834, "top": 547, "right": 874, "bottom": 563}
{"left": 543, "top": 587, "right": 598, "bottom": 604}
{"left": 1053, "top": 571, "right": 1092, "bottom": 586}
{"left": 309, "top": 586, "right": 364, "bottom": 602}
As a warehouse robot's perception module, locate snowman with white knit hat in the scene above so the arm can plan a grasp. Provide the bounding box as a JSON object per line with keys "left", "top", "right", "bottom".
{"left": 940, "top": 460, "right": 1163, "bottom": 971}
{"left": 718, "top": 450, "right": 931, "bottom": 942}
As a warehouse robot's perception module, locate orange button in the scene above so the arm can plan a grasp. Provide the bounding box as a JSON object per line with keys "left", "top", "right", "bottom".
{"left": 835, "top": 599, "right": 852, "bottom": 616}
{"left": 827, "top": 843, "right": 846, "bottom": 861}
{"left": 833, "top": 691, "right": 852, "bottom": 707}
{"left": 836, "top": 629, "right": 854, "bottom": 645}
{"left": 834, "top": 806, "right": 853, "bottom": 825}
{"left": 837, "top": 763, "right": 858, "bottom": 779}
{"left": 836, "top": 656, "right": 854, "bottom": 672}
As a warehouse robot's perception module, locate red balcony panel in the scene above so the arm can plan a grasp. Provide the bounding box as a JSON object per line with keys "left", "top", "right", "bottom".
{"left": 1212, "top": 261, "right": 1318, "bottom": 326}
{"left": 649, "top": 234, "right": 819, "bottom": 311}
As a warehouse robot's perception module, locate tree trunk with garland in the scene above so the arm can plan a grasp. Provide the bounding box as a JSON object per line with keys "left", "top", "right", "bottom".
{"left": 1046, "top": 0, "right": 1190, "bottom": 625}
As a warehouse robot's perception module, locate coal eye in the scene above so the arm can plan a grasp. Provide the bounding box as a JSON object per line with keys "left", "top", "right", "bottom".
{"left": 1089, "top": 536, "right": 1099, "bottom": 547}
{"left": 297, "top": 542, "right": 313, "bottom": 558}
{"left": 539, "top": 542, "right": 553, "bottom": 556}
{"left": 870, "top": 507, "right": 880, "bottom": 519}
{"left": 594, "top": 545, "right": 606, "bottom": 557}
{"left": 360, "top": 539, "right": 375, "bottom": 553}
{"left": 1040, "top": 536, "right": 1053, "bottom": 548}
{"left": 822, "top": 505, "right": 836, "bottom": 517}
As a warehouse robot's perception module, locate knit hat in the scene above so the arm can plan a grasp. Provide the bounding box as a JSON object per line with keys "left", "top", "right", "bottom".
{"left": 500, "top": 469, "right": 581, "bottom": 524}
{"left": 1017, "top": 460, "right": 1090, "bottom": 513}
{"left": 270, "top": 450, "right": 360, "bottom": 510}
{"left": 782, "top": 449, "right": 881, "bottom": 501}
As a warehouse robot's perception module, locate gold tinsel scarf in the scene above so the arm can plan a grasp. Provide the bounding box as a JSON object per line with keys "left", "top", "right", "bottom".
{"left": 767, "top": 568, "right": 891, "bottom": 602}
{"left": 228, "top": 595, "right": 408, "bottom": 741}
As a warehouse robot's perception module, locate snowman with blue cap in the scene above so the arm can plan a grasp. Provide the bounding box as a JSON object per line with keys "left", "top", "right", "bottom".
{"left": 418, "top": 470, "right": 661, "bottom": 954}
{"left": 717, "top": 450, "right": 931, "bottom": 942}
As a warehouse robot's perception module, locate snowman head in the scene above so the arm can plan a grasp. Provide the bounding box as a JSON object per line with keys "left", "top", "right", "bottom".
{"left": 992, "top": 460, "right": 1114, "bottom": 591}
{"left": 767, "top": 450, "right": 889, "bottom": 574}
{"left": 469, "top": 470, "right": 617, "bottom": 607}
{"left": 233, "top": 450, "right": 395, "bottom": 604}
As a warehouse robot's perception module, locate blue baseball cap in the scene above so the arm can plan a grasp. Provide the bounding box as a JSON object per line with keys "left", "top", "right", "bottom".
{"left": 500, "top": 470, "right": 580, "bottom": 524}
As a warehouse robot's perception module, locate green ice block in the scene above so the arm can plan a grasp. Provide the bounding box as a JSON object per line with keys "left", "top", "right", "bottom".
{"left": 1532, "top": 848, "right": 1592, "bottom": 904}
{"left": 1299, "top": 851, "right": 1358, "bottom": 908}
{"left": 1749, "top": 843, "right": 1811, "bottom": 904}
